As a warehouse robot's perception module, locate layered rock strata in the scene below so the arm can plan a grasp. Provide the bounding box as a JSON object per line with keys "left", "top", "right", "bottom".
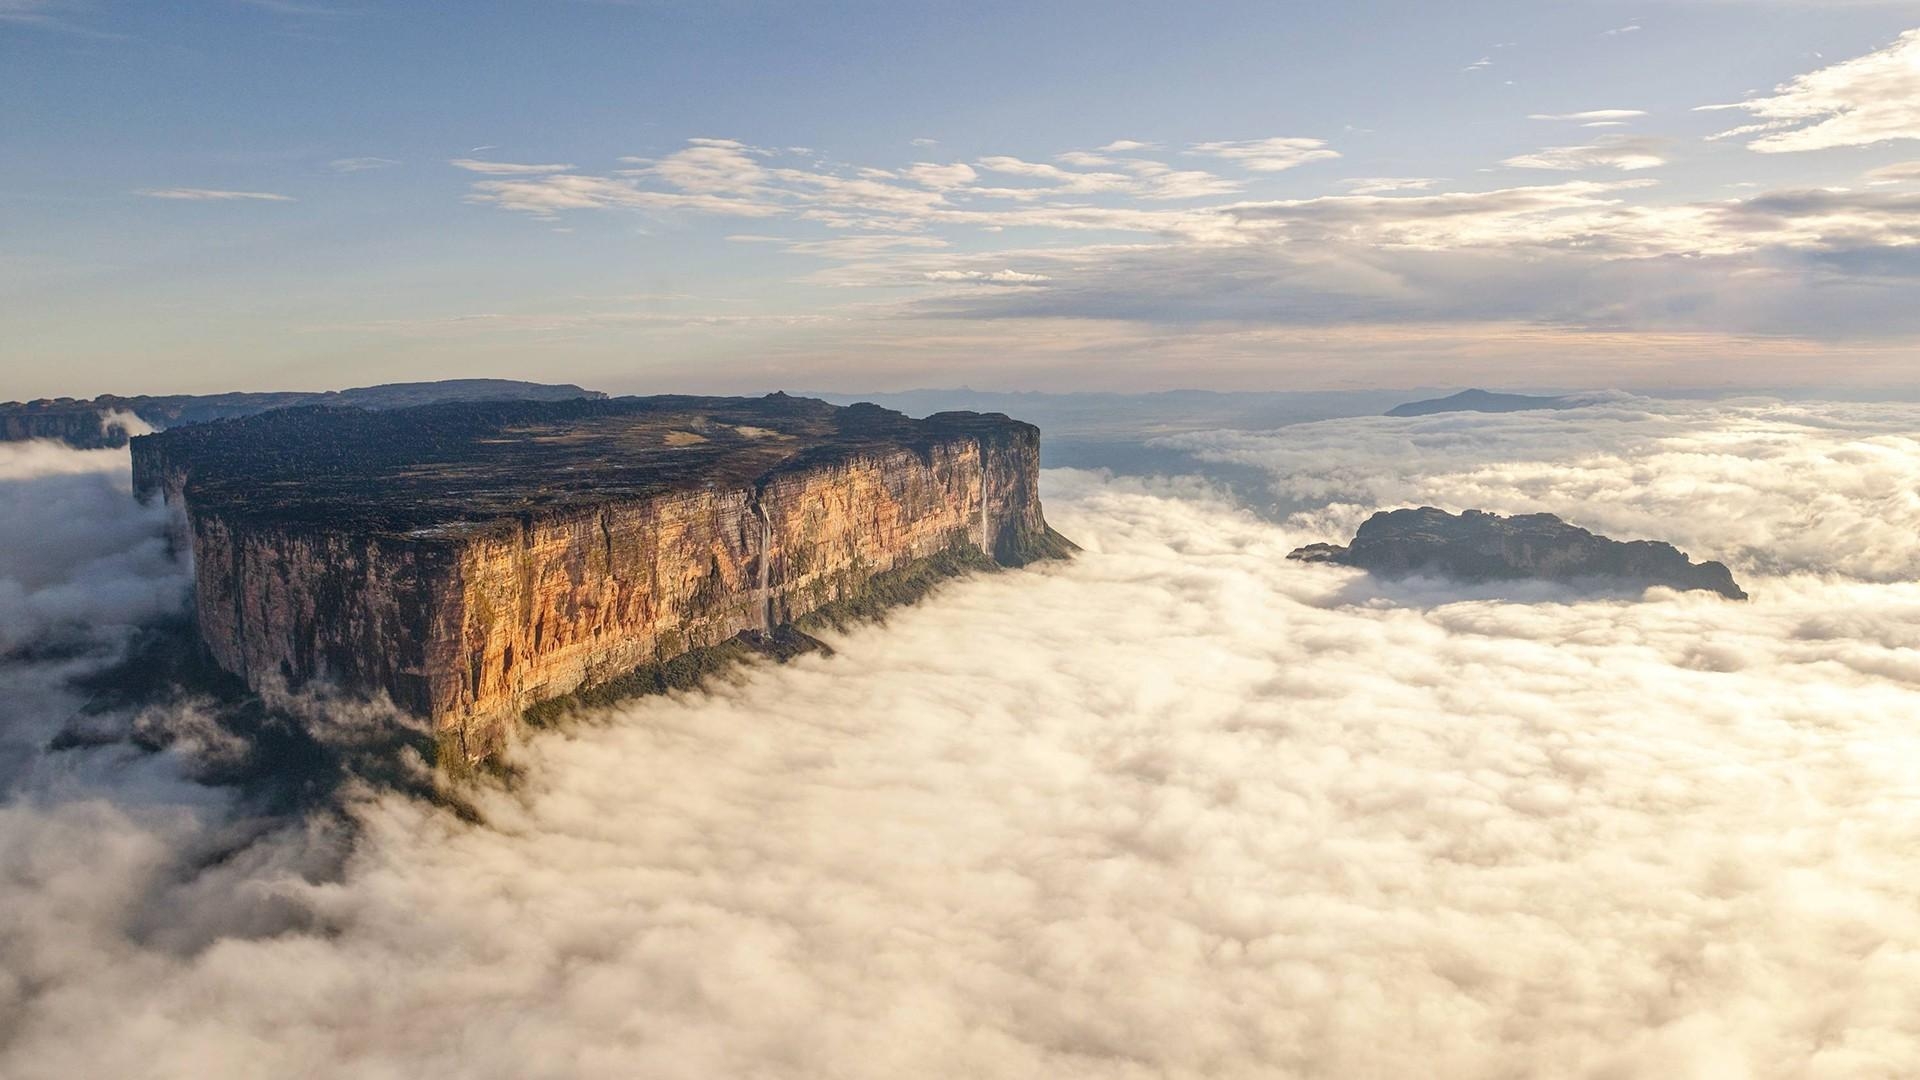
{"left": 133, "top": 394, "right": 1072, "bottom": 762}
{"left": 1290, "top": 506, "right": 1746, "bottom": 599}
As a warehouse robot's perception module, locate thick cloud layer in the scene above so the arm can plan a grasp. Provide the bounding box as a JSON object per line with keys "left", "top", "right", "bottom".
{"left": 0, "top": 441, "right": 185, "bottom": 654}
{"left": 1169, "top": 396, "right": 1920, "bottom": 581}
{"left": 3, "top": 406, "right": 1920, "bottom": 1078}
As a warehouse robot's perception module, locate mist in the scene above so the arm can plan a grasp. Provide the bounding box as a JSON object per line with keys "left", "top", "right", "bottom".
{"left": 3, "top": 401, "right": 1920, "bottom": 1078}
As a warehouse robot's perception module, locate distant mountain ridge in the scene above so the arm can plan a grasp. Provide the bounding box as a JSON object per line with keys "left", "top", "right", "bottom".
{"left": 1386, "top": 388, "right": 1587, "bottom": 417}
{"left": 811, "top": 387, "right": 1415, "bottom": 437}
{"left": 0, "top": 379, "right": 605, "bottom": 448}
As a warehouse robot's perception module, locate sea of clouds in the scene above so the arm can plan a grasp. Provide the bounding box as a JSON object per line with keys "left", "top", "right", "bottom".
{"left": 3, "top": 398, "right": 1919, "bottom": 1079}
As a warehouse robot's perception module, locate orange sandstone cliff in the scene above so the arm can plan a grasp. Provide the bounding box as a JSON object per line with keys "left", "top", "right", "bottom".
{"left": 132, "top": 394, "right": 1073, "bottom": 763}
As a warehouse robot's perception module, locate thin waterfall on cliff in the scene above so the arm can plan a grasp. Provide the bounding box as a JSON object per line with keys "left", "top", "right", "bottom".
{"left": 752, "top": 494, "right": 774, "bottom": 632}
{"left": 979, "top": 471, "right": 991, "bottom": 555}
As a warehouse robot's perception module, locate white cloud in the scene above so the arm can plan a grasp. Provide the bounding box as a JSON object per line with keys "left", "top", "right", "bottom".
{"left": 902, "top": 162, "right": 977, "bottom": 190}
{"left": 329, "top": 157, "right": 400, "bottom": 173}
{"left": 1136, "top": 170, "right": 1243, "bottom": 200}
{"left": 1055, "top": 150, "right": 1117, "bottom": 168}
{"left": 776, "top": 234, "right": 948, "bottom": 260}
{"left": 0, "top": 0, "right": 59, "bottom": 20}
{"left": 454, "top": 136, "right": 1920, "bottom": 343}
{"left": 8, "top": 407, "right": 1920, "bottom": 1076}
{"left": 1866, "top": 161, "right": 1920, "bottom": 185}
{"left": 1701, "top": 28, "right": 1920, "bottom": 152}
{"left": 1186, "top": 137, "right": 1341, "bottom": 173}
{"left": 0, "top": 442, "right": 187, "bottom": 652}
{"left": 134, "top": 188, "right": 295, "bottom": 202}
{"left": 900, "top": 183, "right": 1920, "bottom": 338}
{"left": 1169, "top": 398, "right": 1920, "bottom": 581}
{"left": 1603, "top": 22, "right": 1642, "bottom": 35}
{"left": 1098, "top": 139, "right": 1158, "bottom": 152}
{"left": 448, "top": 158, "right": 575, "bottom": 175}
{"left": 1339, "top": 177, "right": 1440, "bottom": 195}
{"left": 0, "top": 0, "right": 116, "bottom": 35}
{"left": 921, "top": 268, "right": 1051, "bottom": 285}
{"left": 1503, "top": 135, "right": 1668, "bottom": 171}
{"left": 1528, "top": 109, "right": 1648, "bottom": 122}
{"left": 975, "top": 155, "right": 1136, "bottom": 193}
{"left": 236, "top": 0, "right": 349, "bottom": 14}
{"left": 465, "top": 173, "right": 784, "bottom": 218}
{"left": 626, "top": 139, "right": 770, "bottom": 193}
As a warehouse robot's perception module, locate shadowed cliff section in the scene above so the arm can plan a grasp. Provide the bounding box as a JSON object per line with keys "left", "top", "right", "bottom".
{"left": 1, "top": 379, "right": 602, "bottom": 449}
{"left": 1290, "top": 507, "right": 1747, "bottom": 600}
{"left": 131, "top": 393, "right": 1073, "bottom": 765}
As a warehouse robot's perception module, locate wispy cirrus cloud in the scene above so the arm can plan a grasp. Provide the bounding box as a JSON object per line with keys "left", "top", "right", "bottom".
{"left": 234, "top": 0, "right": 353, "bottom": 14}
{"left": 134, "top": 187, "right": 295, "bottom": 202}
{"left": 966, "top": 153, "right": 1238, "bottom": 201}
{"left": 465, "top": 136, "right": 1265, "bottom": 224}
{"left": 1503, "top": 134, "right": 1669, "bottom": 171}
{"left": 891, "top": 182, "right": 1920, "bottom": 341}
{"left": 449, "top": 158, "right": 574, "bottom": 175}
{"left": 459, "top": 131, "right": 1920, "bottom": 344}
{"left": 1055, "top": 150, "right": 1116, "bottom": 168}
{"left": 975, "top": 155, "right": 1136, "bottom": 194}
{"left": 902, "top": 162, "right": 977, "bottom": 190}
{"left": 1339, "top": 177, "right": 1440, "bottom": 195}
{"left": 0, "top": 0, "right": 119, "bottom": 36}
{"left": 1700, "top": 28, "right": 1920, "bottom": 152}
{"left": 1184, "top": 137, "right": 1341, "bottom": 173}
{"left": 1528, "top": 109, "right": 1649, "bottom": 123}
{"left": 330, "top": 157, "right": 400, "bottom": 173}
{"left": 1866, "top": 161, "right": 1920, "bottom": 186}
{"left": 0, "top": 0, "right": 61, "bottom": 23}
{"left": 463, "top": 136, "right": 1920, "bottom": 262}
{"left": 622, "top": 137, "right": 767, "bottom": 192}
{"left": 922, "top": 268, "right": 1050, "bottom": 286}
{"left": 465, "top": 173, "right": 783, "bottom": 218}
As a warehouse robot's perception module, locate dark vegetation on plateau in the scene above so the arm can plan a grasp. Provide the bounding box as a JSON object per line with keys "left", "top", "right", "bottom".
{"left": 133, "top": 393, "right": 1048, "bottom": 534}
{"left": 1, "top": 379, "right": 601, "bottom": 448}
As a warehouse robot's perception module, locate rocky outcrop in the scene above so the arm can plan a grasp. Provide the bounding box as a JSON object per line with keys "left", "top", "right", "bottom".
{"left": 133, "top": 394, "right": 1073, "bottom": 763}
{"left": 4, "top": 379, "right": 601, "bottom": 448}
{"left": 1289, "top": 507, "right": 1746, "bottom": 599}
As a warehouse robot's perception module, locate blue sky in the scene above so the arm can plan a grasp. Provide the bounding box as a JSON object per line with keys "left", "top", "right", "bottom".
{"left": 4, "top": 0, "right": 1919, "bottom": 397}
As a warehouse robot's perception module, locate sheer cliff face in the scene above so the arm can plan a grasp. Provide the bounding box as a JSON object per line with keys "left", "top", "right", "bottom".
{"left": 133, "top": 396, "right": 1068, "bottom": 761}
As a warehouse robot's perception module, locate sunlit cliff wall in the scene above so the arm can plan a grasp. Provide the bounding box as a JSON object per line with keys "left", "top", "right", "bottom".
{"left": 136, "top": 417, "right": 1062, "bottom": 762}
